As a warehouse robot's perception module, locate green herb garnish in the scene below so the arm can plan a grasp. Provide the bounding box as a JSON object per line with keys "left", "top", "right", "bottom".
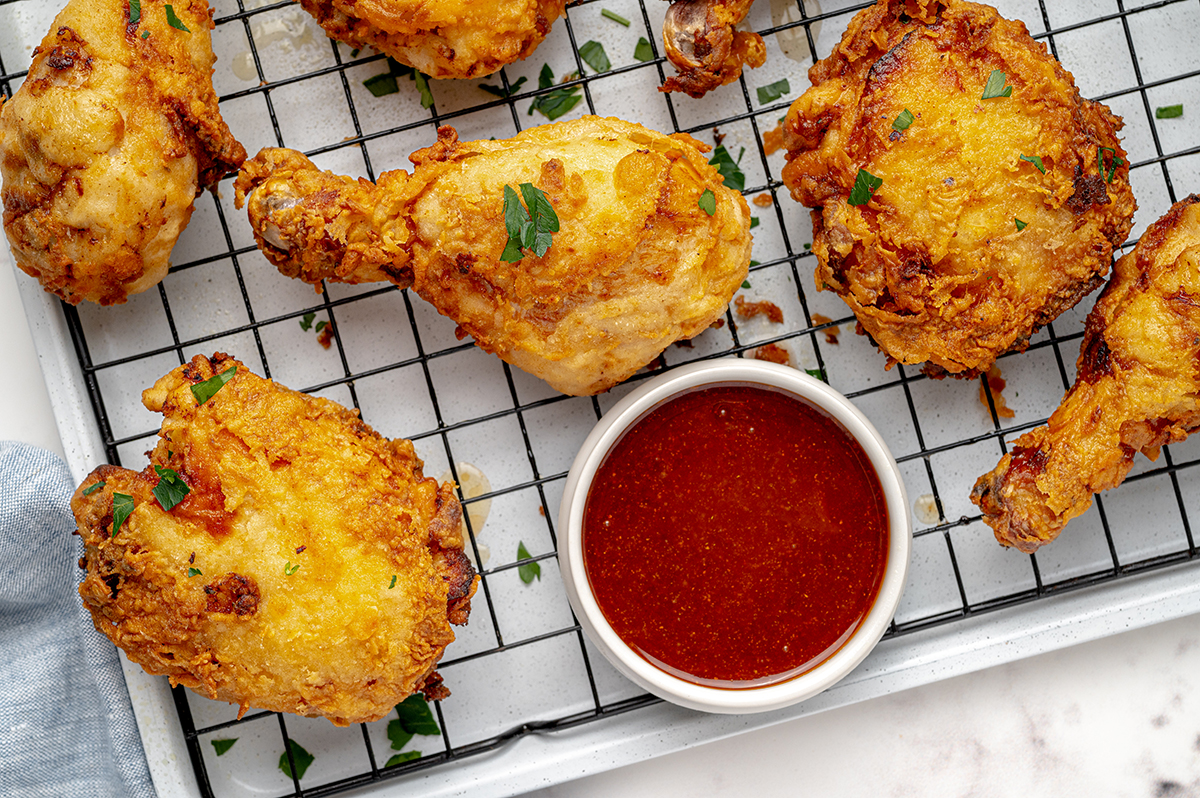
{"left": 805, "top": 368, "right": 826, "bottom": 382}
{"left": 413, "top": 71, "right": 434, "bottom": 109}
{"left": 111, "top": 493, "right": 134, "bottom": 537}
{"left": 385, "top": 752, "right": 421, "bottom": 767}
{"left": 299, "top": 312, "right": 315, "bottom": 331}
{"left": 164, "top": 4, "right": 190, "bottom": 32}
{"left": 847, "top": 168, "right": 882, "bottom": 206}
{"left": 140, "top": 29, "right": 150, "bottom": 39}
{"left": 517, "top": 541, "right": 541, "bottom": 584}
{"left": 190, "top": 367, "right": 236, "bottom": 405}
{"left": 278, "top": 740, "right": 314, "bottom": 781}
{"left": 363, "top": 73, "right": 399, "bottom": 97}
{"left": 188, "top": 567, "right": 202, "bottom": 578}
{"left": 707, "top": 144, "right": 745, "bottom": 191}
{"left": 741, "top": 279, "right": 751, "bottom": 289}
{"left": 128, "top": 0, "right": 141, "bottom": 26}
{"left": 749, "top": 216, "right": 759, "bottom": 229}
{"left": 601, "top": 8, "right": 631, "bottom": 26}
{"left": 211, "top": 738, "right": 237, "bottom": 756}
{"left": 579, "top": 40, "right": 611, "bottom": 73}
{"left": 364, "top": 59, "right": 433, "bottom": 107}
{"left": 395, "top": 694, "right": 440, "bottom": 735}
{"left": 478, "top": 76, "right": 528, "bottom": 98}
{"left": 633, "top": 37, "right": 654, "bottom": 62}
{"left": 756, "top": 79, "right": 791, "bottom": 105}
{"left": 528, "top": 64, "right": 583, "bottom": 120}
{"left": 388, "top": 575, "right": 397, "bottom": 589}
{"left": 500, "top": 183, "right": 560, "bottom": 261}
{"left": 1014, "top": 218, "right": 1028, "bottom": 231}
{"left": 981, "top": 69, "right": 1012, "bottom": 99}
{"left": 697, "top": 188, "right": 716, "bottom": 216}
{"left": 387, "top": 720, "right": 413, "bottom": 751}
{"left": 152, "top": 465, "right": 190, "bottom": 511}
{"left": 284, "top": 561, "right": 300, "bottom": 575}
{"left": 1156, "top": 104, "right": 1183, "bottom": 119}
{"left": 1097, "top": 146, "right": 1125, "bottom": 184}
{"left": 1020, "top": 154, "right": 1046, "bottom": 174}
{"left": 83, "top": 480, "right": 106, "bottom": 497}
{"left": 892, "top": 109, "right": 915, "bottom": 131}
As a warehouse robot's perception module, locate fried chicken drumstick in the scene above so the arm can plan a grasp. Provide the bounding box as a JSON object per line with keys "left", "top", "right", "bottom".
{"left": 660, "top": 0, "right": 766, "bottom": 98}
{"left": 234, "top": 116, "right": 752, "bottom": 396}
{"left": 73, "top": 353, "right": 477, "bottom": 725}
{"left": 781, "top": 0, "right": 1135, "bottom": 377}
{"left": 0, "top": 0, "right": 245, "bottom": 306}
{"left": 972, "top": 196, "right": 1200, "bottom": 552}
{"left": 297, "top": 0, "right": 566, "bottom": 79}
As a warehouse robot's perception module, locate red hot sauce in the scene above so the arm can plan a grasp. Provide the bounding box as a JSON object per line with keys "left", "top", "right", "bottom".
{"left": 583, "top": 385, "right": 889, "bottom": 686}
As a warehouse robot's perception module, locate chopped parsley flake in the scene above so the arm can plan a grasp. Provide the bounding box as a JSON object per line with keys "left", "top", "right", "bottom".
{"left": 395, "top": 694, "right": 440, "bottom": 735}
{"left": 140, "top": 29, "right": 150, "bottom": 39}
{"left": 278, "top": 740, "right": 314, "bottom": 781}
{"left": 601, "top": 9, "right": 631, "bottom": 26}
{"left": 190, "top": 367, "right": 236, "bottom": 405}
{"left": 981, "top": 69, "right": 1012, "bottom": 99}
{"left": 164, "top": 4, "right": 190, "bottom": 32}
{"left": 1156, "top": 104, "right": 1183, "bottom": 119}
{"left": 386, "top": 752, "right": 421, "bottom": 767}
{"left": 528, "top": 64, "right": 582, "bottom": 120}
{"left": 478, "top": 75, "right": 527, "bottom": 98}
{"left": 847, "top": 168, "right": 883, "bottom": 206}
{"left": 633, "top": 37, "right": 654, "bottom": 62}
{"left": 500, "top": 183, "right": 560, "bottom": 261}
{"left": 756, "top": 79, "right": 791, "bottom": 105}
{"left": 152, "top": 465, "right": 190, "bottom": 511}
{"left": 517, "top": 541, "right": 541, "bottom": 584}
{"left": 579, "top": 40, "right": 611, "bottom": 73}
{"left": 805, "top": 368, "right": 826, "bottom": 382}
{"left": 749, "top": 216, "right": 759, "bottom": 229}
{"left": 299, "top": 312, "right": 315, "bottom": 331}
{"left": 211, "top": 739, "right": 237, "bottom": 756}
{"left": 1014, "top": 218, "right": 1028, "bottom": 231}
{"left": 1020, "top": 154, "right": 1046, "bottom": 174}
{"left": 128, "top": 0, "right": 141, "bottom": 26}
{"left": 697, "top": 188, "right": 717, "bottom": 216}
{"left": 707, "top": 144, "right": 745, "bottom": 191}
{"left": 892, "top": 109, "right": 915, "bottom": 131}
{"left": 741, "top": 279, "right": 751, "bottom": 289}
{"left": 83, "top": 480, "right": 106, "bottom": 497}
{"left": 364, "top": 59, "right": 433, "bottom": 108}
{"left": 188, "top": 567, "right": 202, "bottom": 578}
{"left": 284, "top": 561, "right": 300, "bottom": 576}
{"left": 111, "top": 493, "right": 135, "bottom": 537}
{"left": 388, "top": 575, "right": 397, "bottom": 589}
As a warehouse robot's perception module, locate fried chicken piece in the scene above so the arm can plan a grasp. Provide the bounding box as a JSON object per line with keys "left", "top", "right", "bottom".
{"left": 73, "top": 353, "right": 478, "bottom": 725}
{"left": 0, "top": 0, "right": 245, "bottom": 306}
{"left": 781, "top": 0, "right": 1135, "bottom": 377}
{"left": 660, "top": 0, "right": 766, "bottom": 98}
{"left": 971, "top": 196, "right": 1200, "bottom": 552}
{"left": 297, "top": 0, "right": 565, "bottom": 79}
{"left": 234, "top": 116, "right": 752, "bottom": 396}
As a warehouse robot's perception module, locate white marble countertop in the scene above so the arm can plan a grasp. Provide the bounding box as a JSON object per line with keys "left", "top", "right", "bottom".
{"left": 4, "top": 258, "right": 1199, "bottom": 796}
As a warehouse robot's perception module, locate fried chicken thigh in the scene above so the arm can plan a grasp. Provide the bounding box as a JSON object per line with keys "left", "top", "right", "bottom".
{"left": 73, "top": 353, "right": 477, "bottom": 724}
{"left": 660, "top": 0, "right": 766, "bottom": 98}
{"left": 781, "top": 0, "right": 1135, "bottom": 377}
{"left": 971, "top": 196, "right": 1200, "bottom": 552}
{"left": 0, "top": 0, "right": 245, "bottom": 306}
{"left": 297, "top": 0, "right": 566, "bottom": 79}
{"left": 234, "top": 116, "right": 752, "bottom": 396}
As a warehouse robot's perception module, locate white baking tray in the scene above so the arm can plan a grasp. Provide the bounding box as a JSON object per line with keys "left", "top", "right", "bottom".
{"left": 6, "top": 0, "right": 1200, "bottom": 795}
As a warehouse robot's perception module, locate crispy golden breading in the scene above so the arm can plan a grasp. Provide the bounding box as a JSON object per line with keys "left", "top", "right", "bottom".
{"left": 660, "top": 0, "right": 766, "bottom": 98}
{"left": 971, "top": 196, "right": 1200, "bottom": 552}
{"left": 781, "top": 0, "right": 1135, "bottom": 377}
{"left": 296, "top": 0, "right": 565, "bottom": 79}
{"left": 73, "top": 354, "right": 477, "bottom": 725}
{"left": 0, "top": 0, "right": 245, "bottom": 306}
{"left": 234, "top": 116, "right": 752, "bottom": 396}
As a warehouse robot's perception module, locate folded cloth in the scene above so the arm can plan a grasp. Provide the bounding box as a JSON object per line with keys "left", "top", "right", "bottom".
{"left": 0, "top": 441, "right": 156, "bottom": 798}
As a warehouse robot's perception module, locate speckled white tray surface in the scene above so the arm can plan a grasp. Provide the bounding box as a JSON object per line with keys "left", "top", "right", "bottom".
{"left": 6, "top": 0, "right": 1200, "bottom": 796}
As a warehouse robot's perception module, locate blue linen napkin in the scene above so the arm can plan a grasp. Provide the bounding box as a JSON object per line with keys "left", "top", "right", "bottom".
{"left": 0, "top": 441, "right": 156, "bottom": 798}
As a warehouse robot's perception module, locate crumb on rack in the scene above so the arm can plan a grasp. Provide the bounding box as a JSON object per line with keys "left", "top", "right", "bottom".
{"left": 762, "top": 121, "right": 784, "bottom": 155}
{"left": 811, "top": 313, "right": 841, "bottom": 345}
{"left": 979, "top": 365, "right": 1015, "bottom": 419}
{"left": 752, "top": 193, "right": 774, "bottom": 207}
{"left": 734, "top": 296, "right": 783, "bottom": 323}
{"left": 752, "top": 343, "right": 791, "bottom": 365}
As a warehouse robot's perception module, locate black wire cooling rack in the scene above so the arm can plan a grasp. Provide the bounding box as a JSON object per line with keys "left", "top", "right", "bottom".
{"left": 4, "top": 0, "right": 1200, "bottom": 795}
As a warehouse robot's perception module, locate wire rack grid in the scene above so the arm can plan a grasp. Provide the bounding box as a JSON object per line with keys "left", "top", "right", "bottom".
{"left": 3, "top": 0, "right": 1200, "bottom": 795}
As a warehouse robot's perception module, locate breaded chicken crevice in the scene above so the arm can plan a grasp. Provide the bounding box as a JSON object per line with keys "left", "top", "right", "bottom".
{"left": 972, "top": 196, "right": 1200, "bottom": 552}
{"left": 73, "top": 353, "right": 477, "bottom": 725}
{"left": 0, "top": 0, "right": 245, "bottom": 306}
{"left": 296, "top": 0, "right": 566, "bottom": 79}
{"left": 781, "top": 0, "right": 1135, "bottom": 377}
{"left": 234, "top": 116, "right": 752, "bottom": 396}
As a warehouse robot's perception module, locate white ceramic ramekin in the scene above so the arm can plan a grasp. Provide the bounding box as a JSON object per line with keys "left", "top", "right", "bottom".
{"left": 557, "top": 358, "right": 911, "bottom": 713}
